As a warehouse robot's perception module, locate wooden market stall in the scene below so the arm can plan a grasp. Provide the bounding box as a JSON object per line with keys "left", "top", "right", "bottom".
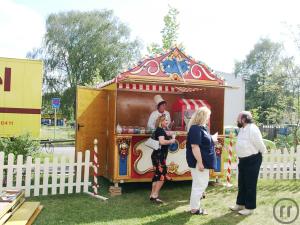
{"left": 76, "top": 47, "right": 227, "bottom": 185}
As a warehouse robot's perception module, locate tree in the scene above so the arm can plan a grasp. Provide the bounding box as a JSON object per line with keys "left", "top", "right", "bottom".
{"left": 147, "top": 5, "right": 180, "bottom": 55}
{"left": 235, "top": 38, "right": 290, "bottom": 124}
{"left": 286, "top": 24, "right": 300, "bottom": 147}
{"left": 281, "top": 57, "right": 300, "bottom": 147}
{"left": 28, "top": 10, "right": 141, "bottom": 119}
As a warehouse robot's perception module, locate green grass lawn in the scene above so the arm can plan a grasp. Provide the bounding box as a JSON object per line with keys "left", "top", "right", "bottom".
{"left": 30, "top": 178, "right": 299, "bottom": 225}
{"left": 40, "top": 126, "right": 75, "bottom": 141}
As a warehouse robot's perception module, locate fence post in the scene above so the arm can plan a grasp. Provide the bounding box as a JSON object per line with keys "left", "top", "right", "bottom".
{"left": 16, "top": 155, "right": 23, "bottom": 189}
{"left": 261, "top": 151, "right": 266, "bottom": 179}
{"left": 7, "top": 153, "right": 14, "bottom": 189}
{"left": 76, "top": 152, "right": 82, "bottom": 193}
{"left": 68, "top": 156, "right": 75, "bottom": 194}
{"left": 297, "top": 146, "right": 300, "bottom": 179}
{"left": 289, "top": 148, "right": 295, "bottom": 179}
{"left": 60, "top": 156, "right": 66, "bottom": 194}
{"left": 52, "top": 157, "right": 58, "bottom": 195}
{"left": 42, "top": 158, "right": 49, "bottom": 196}
{"left": 282, "top": 148, "right": 288, "bottom": 179}
{"left": 83, "top": 150, "right": 90, "bottom": 193}
{"left": 34, "top": 158, "right": 41, "bottom": 196}
{"left": 275, "top": 150, "right": 281, "bottom": 180}
{"left": 25, "top": 156, "right": 32, "bottom": 197}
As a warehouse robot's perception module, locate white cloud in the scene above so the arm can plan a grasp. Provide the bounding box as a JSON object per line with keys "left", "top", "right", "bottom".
{"left": 0, "top": 0, "right": 45, "bottom": 58}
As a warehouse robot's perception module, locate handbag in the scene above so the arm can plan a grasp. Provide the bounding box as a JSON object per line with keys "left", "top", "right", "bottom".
{"left": 144, "top": 132, "right": 160, "bottom": 150}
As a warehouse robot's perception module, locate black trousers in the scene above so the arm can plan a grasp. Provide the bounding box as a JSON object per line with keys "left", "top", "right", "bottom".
{"left": 236, "top": 153, "right": 262, "bottom": 209}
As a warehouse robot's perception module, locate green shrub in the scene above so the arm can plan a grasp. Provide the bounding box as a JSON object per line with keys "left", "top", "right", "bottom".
{"left": 274, "top": 130, "right": 300, "bottom": 149}
{"left": 0, "top": 134, "right": 40, "bottom": 163}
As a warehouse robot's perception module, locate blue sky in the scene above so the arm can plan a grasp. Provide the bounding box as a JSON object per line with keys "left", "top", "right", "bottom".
{"left": 1, "top": 0, "right": 300, "bottom": 72}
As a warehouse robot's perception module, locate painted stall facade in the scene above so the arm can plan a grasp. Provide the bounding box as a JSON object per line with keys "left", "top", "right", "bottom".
{"left": 76, "top": 48, "right": 227, "bottom": 184}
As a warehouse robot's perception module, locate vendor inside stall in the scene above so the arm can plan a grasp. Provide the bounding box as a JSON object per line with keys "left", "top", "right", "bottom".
{"left": 147, "top": 95, "right": 173, "bottom": 130}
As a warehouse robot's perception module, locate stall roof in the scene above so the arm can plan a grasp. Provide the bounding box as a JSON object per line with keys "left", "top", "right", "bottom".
{"left": 96, "top": 47, "right": 225, "bottom": 89}
{"left": 118, "top": 47, "right": 224, "bottom": 84}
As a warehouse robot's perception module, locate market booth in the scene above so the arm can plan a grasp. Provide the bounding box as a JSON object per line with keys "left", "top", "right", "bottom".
{"left": 76, "top": 47, "right": 226, "bottom": 185}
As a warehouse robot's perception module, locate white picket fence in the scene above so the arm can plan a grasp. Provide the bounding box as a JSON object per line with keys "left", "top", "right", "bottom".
{"left": 259, "top": 147, "right": 300, "bottom": 179}
{"left": 0, "top": 150, "right": 92, "bottom": 197}
{"left": 231, "top": 146, "right": 300, "bottom": 180}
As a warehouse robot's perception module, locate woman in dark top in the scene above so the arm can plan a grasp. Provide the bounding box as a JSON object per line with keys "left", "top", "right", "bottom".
{"left": 149, "top": 115, "right": 176, "bottom": 203}
{"left": 186, "top": 107, "right": 217, "bottom": 215}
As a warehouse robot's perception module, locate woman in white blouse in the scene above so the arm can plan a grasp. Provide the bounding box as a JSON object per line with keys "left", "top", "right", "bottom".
{"left": 230, "top": 111, "right": 266, "bottom": 215}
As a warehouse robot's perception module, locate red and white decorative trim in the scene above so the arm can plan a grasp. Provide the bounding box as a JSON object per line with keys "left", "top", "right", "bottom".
{"left": 118, "top": 83, "right": 179, "bottom": 93}
{"left": 118, "top": 83, "right": 204, "bottom": 93}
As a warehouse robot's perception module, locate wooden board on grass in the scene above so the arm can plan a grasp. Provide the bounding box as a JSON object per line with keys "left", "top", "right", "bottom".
{"left": 0, "top": 198, "right": 25, "bottom": 225}
{"left": 0, "top": 191, "right": 25, "bottom": 219}
{"left": 5, "top": 202, "right": 41, "bottom": 225}
{"left": 26, "top": 205, "right": 43, "bottom": 225}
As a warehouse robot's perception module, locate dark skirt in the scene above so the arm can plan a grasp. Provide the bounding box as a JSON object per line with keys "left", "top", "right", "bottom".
{"left": 151, "top": 149, "right": 171, "bottom": 182}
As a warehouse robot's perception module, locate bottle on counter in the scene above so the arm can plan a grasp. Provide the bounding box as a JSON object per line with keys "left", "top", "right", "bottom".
{"left": 140, "top": 127, "right": 145, "bottom": 134}
{"left": 117, "top": 124, "right": 122, "bottom": 134}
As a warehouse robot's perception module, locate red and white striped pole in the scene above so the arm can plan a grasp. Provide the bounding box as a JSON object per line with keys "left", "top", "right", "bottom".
{"left": 93, "top": 139, "right": 100, "bottom": 195}
{"left": 86, "top": 139, "right": 108, "bottom": 200}
{"left": 226, "top": 133, "right": 233, "bottom": 187}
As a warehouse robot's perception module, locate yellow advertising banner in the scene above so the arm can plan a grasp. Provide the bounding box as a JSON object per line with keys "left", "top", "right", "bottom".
{"left": 0, "top": 57, "right": 43, "bottom": 138}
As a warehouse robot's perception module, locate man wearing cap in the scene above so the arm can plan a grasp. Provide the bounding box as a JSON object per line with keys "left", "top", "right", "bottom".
{"left": 230, "top": 111, "right": 266, "bottom": 215}
{"left": 147, "top": 95, "right": 173, "bottom": 130}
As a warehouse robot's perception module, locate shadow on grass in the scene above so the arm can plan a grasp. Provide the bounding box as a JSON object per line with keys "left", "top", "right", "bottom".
{"left": 143, "top": 212, "right": 192, "bottom": 225}
{"left": 258, "top": 180, "right": 299, "bottom": 194}
{"left": 142, "top": 211, "right": 247, "bottom": 225}
{"left": 201, "top": 212, "right": 247, "bottom": 225}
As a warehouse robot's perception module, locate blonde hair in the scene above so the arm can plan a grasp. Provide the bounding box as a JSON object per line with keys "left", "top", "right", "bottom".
{"left": 155, "top": 115, "right": 166, "bottom": 128}
{"left": 188, "top": 107, "right": 211, "bottom": 130}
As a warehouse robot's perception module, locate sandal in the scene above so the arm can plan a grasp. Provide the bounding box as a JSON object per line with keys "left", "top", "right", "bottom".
{"left": 191, "top": 208, "right": 208, "bottom": 215}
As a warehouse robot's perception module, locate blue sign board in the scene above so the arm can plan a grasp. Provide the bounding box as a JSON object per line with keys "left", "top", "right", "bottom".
{"left": 52, "top": 98, "right": 61, "bottom": 109}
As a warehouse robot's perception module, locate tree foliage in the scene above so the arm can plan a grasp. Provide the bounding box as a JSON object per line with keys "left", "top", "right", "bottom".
{"left": 235, "top": 39, "right": 290, "bottom": 124}
{"left": 0, "top": 135, "right": 39, "bottom": 163}
{"left": 283, "top": 24, "right": 300, "bottom": 147}
{"left": 235, "top": 37, "right": 300, "bottom": 150}
{"left": 147, "top": 5, "right": 180, "bottom": 55}
{"left": 28, "top": 10, "right": 141, "bottom": 119}
{"left": 161, "top": 6, "right": 179, "bottom": 50}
